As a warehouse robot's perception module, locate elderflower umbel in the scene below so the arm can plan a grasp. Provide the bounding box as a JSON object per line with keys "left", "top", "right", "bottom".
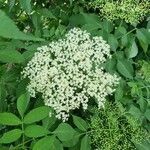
{"left": 22, "top": 28, "right": 119, "bottom": 122}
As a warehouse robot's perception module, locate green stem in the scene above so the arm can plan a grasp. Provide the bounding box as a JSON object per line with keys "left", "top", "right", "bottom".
{"left": 11, "top": 139, "right": 32, "bottom": 150}
{"left": 21, "top": 119, "right": 25, "bottom": 150}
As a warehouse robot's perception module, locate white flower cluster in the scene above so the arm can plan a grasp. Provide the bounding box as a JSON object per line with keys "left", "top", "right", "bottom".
{"left": 22, "top": 28, "right": 119, "bottom": 122}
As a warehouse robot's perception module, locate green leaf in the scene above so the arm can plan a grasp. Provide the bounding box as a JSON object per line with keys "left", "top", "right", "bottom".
{"left": 82, "top": 23, "right": 101, "bottom": 32}
{"left": 0, "top": 112, "right": 22, "bottom": 125}
{"left": 128, "top": 105, "right": 143, "bottom": 120}
{"left": 126, "top": 41, "right": 138, "bottom": 58}
{"left": 115, "top": 26, "right": 127, "bottom": 38}
{"left": 0, "top": 83, "right": 7, "bottom": 112}
{"left": 117, "top": 59, "right": 134, "bottom": 79}
{"left": 80, "top": 135, "right": 91, "bottom": 150}
{"left": 0, "top": 145, "right": 8, "bottom": 150}
{"left": 0, "top": 10, "right": 44, "bottom": 41}
{"left": 105, "top": 57, "right": 117, "bottom": 73}
{"left": 70, "top": 13, "right": 101, "bottom": 27}
{"left": 138, "top": 97, "right": 147, "bottom": 113}
{"left": 19, "top": 0, "right": 32, "bottom": 14}
{"left": 97, "top": 30, "right": 109, "bottom": 41}
{"left": 16, "top": 79, "right": 29, "bottom": 97}
{"left": 42, "top": 116, "right": 57, "bottom": 130}
{"left": 128, "top": 82, "right": 140, "bottom": 97}
{"left": 54, "top": 123, "right": 76, "bottom": 141}
{"left": 17, "top": 92, "right": 30, "bottom": 117}
{"left": 147, "top": 20, "right": 150, "bottom": 29}
{"left": 108, "top": 34, "right": 118, "bottom": 51}
{"left": 102, "top": 20, "right": 114, "bottom": 33}
{"left": 115, "top": 51, "right": 124, "bottom": 60}
{"left": 0, "top": 49, "right": 24, "bottom": 63}
{"left": 145, "top": 109, "right": 150, "bottom": 121}
{"left": 24, "top": 106, "right": 50, "bottom": 124}
{"left": 0, "top": 129, "right": 22, "bottom": 144}
{"left": 62, "top": 132, "right": 80, "bottom": 148}
{"left": 31, "top": 12, "right": 41, "bottom": 37}
{"left": 115, "top": 80, "right": 126, "bottom": 101}
{"left": 121, "top": 35, "right": 128, "bottom": 47}
{"left": 135, "top": 140, "right": 150, "bottom": 150}
{"left": 81, "top": 13, "right": 101, "bottom": 26}
{"left": 22, "top": 44, "right": 40, "bottom": 62}
{"left": 33, "top": 136, "right": 63, "bottom": 150}
{"left": 121, "top": 33, "right": 135, "bottom": 48}
{"left": 136, "top": 29, "right": 149, "bottom": 53}
{"left": 39, "top": 8, "right": 56, "bottom": 19}
{"left": 25, "top": 125, "right": 49, "bottom": 138}
{"left": 72, "top": 115, "right": 88, "bottom": 131}
{"left": 69, "top": 14, "right": 85, "bottom": 26}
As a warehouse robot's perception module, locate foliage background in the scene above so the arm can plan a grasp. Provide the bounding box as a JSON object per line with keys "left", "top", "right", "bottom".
{"left": 0, "top": 0, "right": 150, "bottom": 149}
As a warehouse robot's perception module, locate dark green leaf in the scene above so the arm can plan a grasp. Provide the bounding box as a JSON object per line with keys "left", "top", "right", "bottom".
{"left": 0, "top": 129, "right": 22, "bottom": 144}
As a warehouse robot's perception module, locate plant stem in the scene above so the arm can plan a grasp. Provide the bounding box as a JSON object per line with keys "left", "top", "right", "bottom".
{"left": 11, "top": 139, "right": 32, "bottom": 150}
{"left": 21, "top": 120, "right": 25, "bottom": 150}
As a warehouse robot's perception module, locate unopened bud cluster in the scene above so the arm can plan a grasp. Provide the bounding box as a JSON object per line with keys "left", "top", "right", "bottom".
{"left": 89, "top": 0, "right": 150, "bottom": 24}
